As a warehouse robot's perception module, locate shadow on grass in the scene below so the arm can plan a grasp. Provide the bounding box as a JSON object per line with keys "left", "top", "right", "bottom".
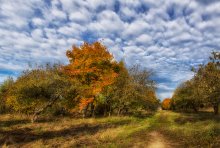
{"left": 0, "top": 120, "right": 30, "bottom": 128}
{"left": 132, "top": 112, "right": 155, "bottom": 119}
{"left": 174, "top": 111, "right": 220, "bottom": 125}
{"left": 0, "top": 119, "right": 132, "bottom": 146}
{"left": 0, "top": 118, "right": 62, "bottom": 128}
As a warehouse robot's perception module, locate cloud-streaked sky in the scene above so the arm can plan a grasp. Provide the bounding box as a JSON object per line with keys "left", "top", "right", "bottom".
{"left": 0, "top": 0, "right": 220, "bottom": 99}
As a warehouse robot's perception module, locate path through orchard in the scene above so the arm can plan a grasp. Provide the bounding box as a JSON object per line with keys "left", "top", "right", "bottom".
{"left": 146, "top": 131, "right": 172, "bottom": 148}
{"left": 132, "top": 111, "right": 178, "bottom": 148}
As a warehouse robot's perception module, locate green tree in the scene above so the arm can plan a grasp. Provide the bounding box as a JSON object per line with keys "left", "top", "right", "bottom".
{"left": 129, "top": 65, "right": 158, "bottom": 111}
{"left": 172, "top": 80, "right": 201, "bottom": 112}
{"left": 172, "top": 52, "right": 220, "bottom": 114}
{"left": 0, "top": 77, "right": 14, "bottom": 113}
{"left": 107, "top": 64, "right": 158, "bottom": 116}
{"left": 6, "top": 64, "right": 79, "bottom": 122}
{"left": 195, "top": 59, "right": 220, "bottom": 114}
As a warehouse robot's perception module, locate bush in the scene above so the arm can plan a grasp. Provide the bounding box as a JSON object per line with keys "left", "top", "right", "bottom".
{"left": 0, "top": 77, "right": 14, "bottom": 113}
{"left": 5, "top": 64, "right": 79, "bottom": 117}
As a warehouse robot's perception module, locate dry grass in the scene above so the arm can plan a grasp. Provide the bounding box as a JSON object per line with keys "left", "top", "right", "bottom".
{"left": 0, "top": 111, "right": 219, "bottom": 147}
{"left": 0, "top": 114, "right": 152, "bottom": 147}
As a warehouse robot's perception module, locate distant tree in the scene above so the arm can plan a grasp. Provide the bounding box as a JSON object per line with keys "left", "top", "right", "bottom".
{"left": 128, "top": 65, "right": 158, "bottom": 111}
{"left": 161, "top": 98, "right": 171, "bottom": 110}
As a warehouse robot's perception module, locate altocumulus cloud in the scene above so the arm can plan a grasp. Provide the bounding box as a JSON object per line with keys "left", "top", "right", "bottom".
{"left": 0, "top": 0, "right": 220, "bottom": 99}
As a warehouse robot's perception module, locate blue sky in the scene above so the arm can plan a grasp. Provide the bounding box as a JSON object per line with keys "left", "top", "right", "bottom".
{"left": 0, "top": 0, "right": 220, "bottom": 100}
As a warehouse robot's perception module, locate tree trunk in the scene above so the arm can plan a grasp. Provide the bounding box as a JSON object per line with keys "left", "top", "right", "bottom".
{"left": 213, "top": 104, "right": 219, "bottom": 115}
{"left": 90, "top": 102, "right": 95, "bottom": 117}
{"left": 82, "top": 105, "right": 89, "bottom": 118}
{"left": 108, "top": 111, "right": 111, "bottom": 117}
{"left": 108, "top": 106, "right": 112, "bottom": 117}
{"left": 104, "top": 104, "right": 107, "bottom": 117}
{"left": 82, "top": 104, "right": 90, "bottom": 118}
{"left": 31, "top": 95, "right": 62, "bottom": 123}
{"left": 192, "top": 105, "right": 198, "bottom": 113}
{"left": 118, "top": 105, "right": 125, "bottom": 116}
{"left": 117, "top": 108, "right": 121, "bottom": 116}
{"left": 125, "top": 108, "right": 128, "bottom": 114}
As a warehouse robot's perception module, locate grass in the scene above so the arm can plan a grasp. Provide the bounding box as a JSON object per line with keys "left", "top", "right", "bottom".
{"left": 156, "top": 111, "right": 220, "bottom": 148}
{"left": 0, "top": 111, "right": 219, "bottom": 147}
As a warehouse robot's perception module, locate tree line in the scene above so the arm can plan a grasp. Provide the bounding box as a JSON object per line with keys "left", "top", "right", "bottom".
{"left": 0, "top": 42, "right": 159, "bottom": 122}
{"left": 162, "top": 52, "right": 220, "bottom": 114}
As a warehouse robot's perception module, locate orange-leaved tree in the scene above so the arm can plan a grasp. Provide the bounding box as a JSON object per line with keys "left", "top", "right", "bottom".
{"left": 161, "top": 98, "right": 171, "bottom": 110}
{"left": 63, "top": 42, "right": 120, "bottom": 117}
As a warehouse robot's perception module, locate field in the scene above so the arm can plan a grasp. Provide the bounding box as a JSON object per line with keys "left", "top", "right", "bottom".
{"left": 0, "top": 111, "right": 219, "bottom": 148}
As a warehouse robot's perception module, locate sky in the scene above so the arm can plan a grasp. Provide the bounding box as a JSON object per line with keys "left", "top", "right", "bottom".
{"left": 0, "top": 0, "right": 220, "bottom": 100}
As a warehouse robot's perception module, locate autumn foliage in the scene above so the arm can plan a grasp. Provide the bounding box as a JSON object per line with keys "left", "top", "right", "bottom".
{"left": 161, "top": 98, "right": 171, "bottom": 110}
{"left": 0, "top": 41, "right": 159, "bottom": 120}
{"left": 63, "top": 42, "right": 120, "bottom": 116}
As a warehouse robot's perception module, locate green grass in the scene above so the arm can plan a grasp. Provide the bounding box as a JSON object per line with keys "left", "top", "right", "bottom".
{"left": 0, "top": 111, "right": 219, "bottom": 147}
{"left": 152, "top": 111, "right": 220, "bottom": 147}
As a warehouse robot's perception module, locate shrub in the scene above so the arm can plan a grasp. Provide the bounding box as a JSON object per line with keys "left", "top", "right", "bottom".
{"left": 5, "top": 64, "right": 80, "bottom": 121}
{"left": 0, "top": 77, "right": 14, "bottom": 113}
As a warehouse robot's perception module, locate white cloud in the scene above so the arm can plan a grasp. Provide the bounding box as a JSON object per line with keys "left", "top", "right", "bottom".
{"left": 69, "top": 9, "right": 91, "bottom": 23}
{"left": 157, "top": 92, "right": 173, "bottom": 100}
{"left": 32, "top": 18, "right": 45, "bottom": 26}
{"left": 158, "top": 83, "right": 175, "bottom": 91}
{"left": 136, "top": 34, "right": 152, "bottom": 44}
{"left": 31, "top": 29, "right": 44, "bottom": 40}
{"left": 123, "top": 20, "right": 150, "bottom": 38}
{"left": 58, "top": 23, "right": 85, "bottom": 37}
{"left": 88, "top": 10, "right": 124, "bottom": 36}
{"left": 1, "top": 0, "right": 220, "bottom": 99}
{"left": 51, "top": 8, "right": 67, "bottom": 20}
